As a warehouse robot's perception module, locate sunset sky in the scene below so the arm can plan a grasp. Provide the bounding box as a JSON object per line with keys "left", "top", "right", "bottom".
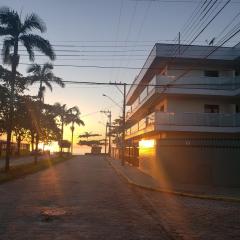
{"left": 0, "top": 0, "right": 239, "bottom": 153}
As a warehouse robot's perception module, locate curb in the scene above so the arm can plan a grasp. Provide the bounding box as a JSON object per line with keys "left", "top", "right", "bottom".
{"left": 107, "top": 158, "right": 240, "bottom": 204}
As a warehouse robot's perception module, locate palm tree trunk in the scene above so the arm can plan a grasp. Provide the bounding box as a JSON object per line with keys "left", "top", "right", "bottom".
{"left": 17, "top": 136, "right": 21, "bottom": 156}
{"left": 31, "top": 131, "right": 35, "bottom": 151}
{"left": 60, "top": 120, "right": 64, "bottom": 155}
{"left": 35, "top": 81, "right": 43, "bottom": 163}
{"left": 34, "top": 134, "right": 39, "bottom": 164}
{"left": 71, "top": 122, "right": 74, "bottom": 155}
{"left": 5, "top": 40, "right": 19, "bottom": 171}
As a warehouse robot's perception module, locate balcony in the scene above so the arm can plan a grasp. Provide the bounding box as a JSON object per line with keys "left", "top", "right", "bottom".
{"left": 125, "top": 112, "right": 240, "bottom": 139}
{"left": 126, "top": 75, "right": 240, "bottom": 121}
{"left": 157, "top": 75, "right": 240, "bottom": 91}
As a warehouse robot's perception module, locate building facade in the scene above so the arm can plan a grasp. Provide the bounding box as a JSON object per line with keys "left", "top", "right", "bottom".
{"left": 124, "top": 43, "right": 240, "bottom": 186}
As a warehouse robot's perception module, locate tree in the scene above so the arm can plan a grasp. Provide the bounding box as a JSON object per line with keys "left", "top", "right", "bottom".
{"left": 27, "top": 63, "right": 64, "bottom": 161}
{"left": 39, "top": 103, "right": 61, "bottom": 150}
{"left": 27, "top": 63, "right": 65, "bottom": 102}
{"left": 66, "top": 106, "right": 85, "bottom": 154}
{"left": 0, "top": 7, "right": 55, "bottom": 171}
{"left": 13, "top": 96, "right": 29, "bottom": 156}
{"left": 53, "top": 103, "right": 69, "bottom": 154}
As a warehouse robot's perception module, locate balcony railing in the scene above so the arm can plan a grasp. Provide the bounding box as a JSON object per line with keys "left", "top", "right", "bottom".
{"left": 155, "top": 112, "right": 240, "bottom": 127}
{"left": 157, "top": 75, "right": 240, "bottom": 90}
{"left": 126, "top": 75, "right": 240, "bottom": 119}
{"left": 126, "top": 112, "right": 240, "bottom": 136}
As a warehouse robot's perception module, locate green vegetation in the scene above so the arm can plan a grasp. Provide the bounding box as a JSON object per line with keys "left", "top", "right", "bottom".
{"left": 0, "top": 7, "right": 84, "bottom": 171}
{"left": 0, "top": 155, "right": 72, "bottom": 184}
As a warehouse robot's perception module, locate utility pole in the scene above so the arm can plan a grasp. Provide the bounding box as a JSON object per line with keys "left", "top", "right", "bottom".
{"left": 105, "top": 122, "right": 108, "bottom": 154}
{"left": 108, "top": 112, "right": 112, "bottom": 155}
{"left": 178, "top": 32, "right": 181, "bottom": 55}
{"left": 100, "top": 110, "right": 112, "bottom": 155}
{"left": 121, "top": 83, "right": 126, "bottom": 166}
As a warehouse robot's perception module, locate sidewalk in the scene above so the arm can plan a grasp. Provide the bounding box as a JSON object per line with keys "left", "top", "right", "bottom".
{"left": 0, "top": 154, "right": 51, "bottom": 169}
{"left": 108, "top": 157, "right": 240, "bottom": 202}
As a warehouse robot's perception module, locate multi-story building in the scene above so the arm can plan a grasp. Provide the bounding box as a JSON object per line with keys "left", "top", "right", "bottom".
{"left": 124, "top": 43, "right": 240, "bottom": 186}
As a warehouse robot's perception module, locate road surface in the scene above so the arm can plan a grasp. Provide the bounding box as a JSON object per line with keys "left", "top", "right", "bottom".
{"left": 0, "top": 155, "right": 239, "bottom": 240}
{"left": 0, "top": 156, "right": 171, "bottom": 240}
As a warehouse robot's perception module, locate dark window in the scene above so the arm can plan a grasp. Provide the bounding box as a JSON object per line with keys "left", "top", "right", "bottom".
{"left": 204, "top": 104, "right": 219, "bottom": 113}
{"left": 235, "top": 70, "right": 240, "bottom": 76}
{"left": 204, "top": 70, "right": 219, "bottom": 77}
{"left": 160, "top": 105, "right": 164, "bottom": 112}
{"left": 236, "top": 105, "right": 239, "bottom": 113}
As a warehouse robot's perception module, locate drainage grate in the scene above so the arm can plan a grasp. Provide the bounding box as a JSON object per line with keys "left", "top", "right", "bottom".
{"left": 40, "top": 207, "right": 66, "bottom": 222}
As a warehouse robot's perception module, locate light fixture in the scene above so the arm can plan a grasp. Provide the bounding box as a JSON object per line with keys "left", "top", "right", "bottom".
{"left": 139, "top": 139, "right": 155, "bottom": 148}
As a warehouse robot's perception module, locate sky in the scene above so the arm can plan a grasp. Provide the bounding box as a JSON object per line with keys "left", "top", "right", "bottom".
{"left": 0, "top": 0, "right": 239, "bottom": 153}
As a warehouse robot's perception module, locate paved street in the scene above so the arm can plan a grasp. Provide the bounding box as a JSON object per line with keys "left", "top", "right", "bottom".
{"left": 0, "top": 156, "right": 171, "bottom": 240}
{"left": 0, "top": 155, "right": 239, "bottom": 240}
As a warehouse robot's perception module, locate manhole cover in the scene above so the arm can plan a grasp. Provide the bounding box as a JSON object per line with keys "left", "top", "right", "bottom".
{"left": 40, "top": 207, "right": 66, "bottom": 222}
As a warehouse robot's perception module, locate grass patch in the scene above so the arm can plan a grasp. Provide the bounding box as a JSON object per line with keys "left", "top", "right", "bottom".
{"left": 0, "top": 155, "right": 72, "bottom": 184}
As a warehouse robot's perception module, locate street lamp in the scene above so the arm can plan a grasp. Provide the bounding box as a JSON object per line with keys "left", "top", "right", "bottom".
{"left": 102, "top": 94, "right": 122, "bottom": 109}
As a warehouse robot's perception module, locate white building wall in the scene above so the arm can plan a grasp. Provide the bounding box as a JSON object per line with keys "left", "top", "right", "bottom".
{"left": 166, "top": 97, "right": 236, "bottom": 114}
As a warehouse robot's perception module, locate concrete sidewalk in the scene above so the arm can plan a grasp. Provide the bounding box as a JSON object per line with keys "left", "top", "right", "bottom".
{"left": 108, "top": 158, "right": 240, "bottom": 202}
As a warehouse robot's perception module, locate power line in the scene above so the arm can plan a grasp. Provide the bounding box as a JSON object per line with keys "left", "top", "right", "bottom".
{"left": 55, "top": 80, "right": 240, "bottom": 88}
{"left": 17, "top": 60, "right": 240, "bottom": 70}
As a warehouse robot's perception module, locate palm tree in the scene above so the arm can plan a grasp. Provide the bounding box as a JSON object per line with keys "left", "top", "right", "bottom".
{"left": 67, "top": 106, "right": 85, "bottom": 154}
{"left": 53, "top": 103, "right": 68, "bottom": 154}
{"left": 0, "top": 7, "right": 55, "bottom": 171}
{"left": 27, "top": 63, "right": 65, "bottom": 103}
{"left": 27, "top": 63, "right": 64, "bottom": 162}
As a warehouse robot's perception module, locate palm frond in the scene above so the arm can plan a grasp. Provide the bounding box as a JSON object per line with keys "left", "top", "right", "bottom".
{"left": 52, "top": 76, "right": 65, "bottom": 88}
{"left": 26, "top": 64, "right": 41, "bottom": 74}
{"left": 68, "top": 106, "right": 80, "bottom": 114}
{"left": 0, "top": 7, "right": 21, "bottom": 34}
{"left": 21, "top": 13, "right": 46, "bottom": 33}
{"left": 44, "top": 80, "right": 53, "bottom": 92}
{"left": 42, "top": 62, "right": 53, "bottom": 75}
{"left": 20, "top": 36, "right": 35, "bottom": 61}
{"left": 19, "top": 34, "right": 55, "bottom": 60}
{"left": 75, "top": 118, "right": 85, "bottom": 126}
{"left": 1, "top": 37, "right": 14, "bottom": 64}
{"left": 0, "top": 26, "right": 10, "bottom": 36}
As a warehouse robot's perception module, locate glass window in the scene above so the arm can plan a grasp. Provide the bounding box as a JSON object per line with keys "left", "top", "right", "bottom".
{"left": 204, "top": 104, "right": 219, "bottom": 113}
{"left": 204, "top": 70, "right": 219, "bottom": 77}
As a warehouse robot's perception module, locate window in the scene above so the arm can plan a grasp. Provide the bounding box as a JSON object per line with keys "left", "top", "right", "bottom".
{"left": 160, "top": 105, "right": 165, "bottom": 112}
{"left": 236, "top": 105, "right": 239, "bottom": 113}
{"left": 235, "top": 70, "right": 240, "bottom": 76}
{"left": 204, "top": 70, "right": 219, "bottom": 77}
{"left": 204, "top": 104, "right": 219, "bottom": 113}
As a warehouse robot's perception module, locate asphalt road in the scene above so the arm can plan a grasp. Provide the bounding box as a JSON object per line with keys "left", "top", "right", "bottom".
{"left": 0, "top": 155, "right": 172, "bottom": 240}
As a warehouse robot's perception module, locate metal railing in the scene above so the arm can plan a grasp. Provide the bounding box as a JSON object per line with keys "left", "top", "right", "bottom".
{"left": 155, "top": 112, "right": 240, "bottom": 127}
{"left": 156, "top": 75, "right": 240, "bottom": 90}
{"left": 125, "top": 112, "right": 240, "bottom": 136}
{"left": 126, "top": 75, "right": 240, "bottom": 119}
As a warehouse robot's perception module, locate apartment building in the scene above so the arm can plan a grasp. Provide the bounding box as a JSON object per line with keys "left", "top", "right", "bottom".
{"left": 124, "top": 43, "right": 240, "bottom": 186}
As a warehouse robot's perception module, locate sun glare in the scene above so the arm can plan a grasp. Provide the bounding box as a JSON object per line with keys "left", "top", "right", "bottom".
{"left": 139, "top": 139, "right": 155, "bottom": 149}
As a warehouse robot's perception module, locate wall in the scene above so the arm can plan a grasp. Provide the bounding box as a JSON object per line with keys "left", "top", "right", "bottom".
{"left": 167, "top": 97, "right": 237, "bottom": 114}
{"left": 138, "top": 138, "right": 240, "bottom": 187}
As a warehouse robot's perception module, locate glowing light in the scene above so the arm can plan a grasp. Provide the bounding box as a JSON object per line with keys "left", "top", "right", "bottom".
{"left": 139, "top": 139, "right": 155, "bottom": 148}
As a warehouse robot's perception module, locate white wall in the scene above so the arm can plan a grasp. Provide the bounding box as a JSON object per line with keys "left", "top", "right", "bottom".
{"left": 166, "top": 97, "right": 236, "bottom": 114}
